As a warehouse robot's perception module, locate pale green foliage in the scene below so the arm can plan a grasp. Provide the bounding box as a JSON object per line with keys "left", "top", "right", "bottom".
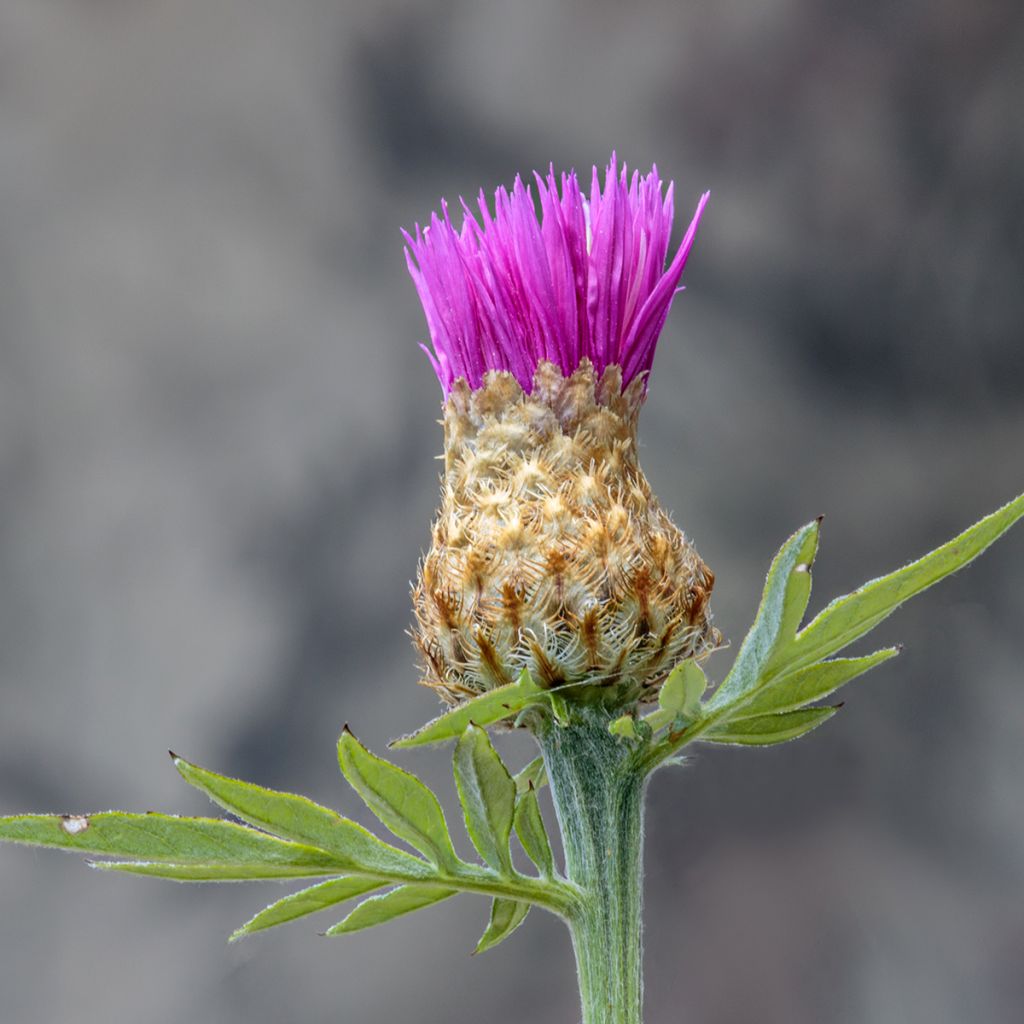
{"left": 475, "top": 898, "right": 530, "bottom": 954}
{"left": 701, "top": 707, "right": 838, "bottom": 745}
{"left": 0, "top": 811, "right": 348, "bottom": 878}
{"left": 174, "top": 755, "right": 426, "bottom": 876}
{"left": 608, "top": 715, "right": 640, "bottom": 739}
{"left": 454, "top": 724, "right": 516, "bottom": 872}
{"left": 644, "top": 491, "right": 1024, "bottom": 766}
{"left": 0, "top": 491, "right": 1019, "bottom": 987}
{"left": 513, "top": 756, "right": 547, "bottom": 795}
{"left": 325, "top": 884, "right": 457, "bottom": 936}
{"left": 735, "top": 649, "right": 899, "bottom": 718}
{"left": 514, "top": 783, "right": 554, "bottom": 878}
{"left": 232, "top": 877, "right": 383, "bottom": 939}
{"left": 0, "top": 741, "right": 574, "bottom": 947}
{"left": 392, "top": 669, "right": 546, "bottom": 748}
{"left": 338, "top": 728, "right": 460, "bottom": 870}
{"left": 642, "top": 660, "right": 708, "bottom": 734}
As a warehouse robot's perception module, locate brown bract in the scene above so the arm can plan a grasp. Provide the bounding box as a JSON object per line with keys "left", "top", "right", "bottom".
{"left": 412, "top": 359, "right": 719, "bottom": 707}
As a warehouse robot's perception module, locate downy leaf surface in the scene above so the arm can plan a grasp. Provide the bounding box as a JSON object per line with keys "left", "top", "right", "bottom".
{"left": 338, "top": 730, "right": 459, "bottom": 870}
{"left": 453, "top": 724, "right": 516, "bottom": 872}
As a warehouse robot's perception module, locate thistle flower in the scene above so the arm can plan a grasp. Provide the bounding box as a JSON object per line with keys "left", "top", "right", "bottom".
{"left": 407, "top": 156, "right": 718, "bottom": 706}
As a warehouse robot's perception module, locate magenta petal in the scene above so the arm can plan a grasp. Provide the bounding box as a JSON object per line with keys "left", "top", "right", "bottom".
{"left": 404, "top": 159, "right": 708, "bottom": 395}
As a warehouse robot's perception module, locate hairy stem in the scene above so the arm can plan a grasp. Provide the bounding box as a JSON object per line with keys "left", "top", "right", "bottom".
{"left": 536, "top": 707, "right": 646, "bottom": 1024}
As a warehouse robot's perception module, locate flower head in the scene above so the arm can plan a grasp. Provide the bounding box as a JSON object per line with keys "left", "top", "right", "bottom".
{"left": 407, "top": 157, "right": 717, "bottom": 707}
{"left": 405, "top": 155, "right": 709, "bottom": 394}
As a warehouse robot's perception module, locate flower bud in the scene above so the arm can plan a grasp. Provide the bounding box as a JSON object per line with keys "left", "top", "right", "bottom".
{"left": 405, "top": 157, "right": 719, "bottom": 706}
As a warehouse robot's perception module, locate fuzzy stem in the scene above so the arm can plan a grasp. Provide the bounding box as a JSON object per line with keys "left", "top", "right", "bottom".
{"left": 536, "top": 706, "right": 646, "bottom": 1024}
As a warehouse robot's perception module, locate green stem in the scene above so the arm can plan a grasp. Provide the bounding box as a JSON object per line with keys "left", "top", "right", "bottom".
{"left": 536, "top": 706, "right": 646, "bottom": 1024}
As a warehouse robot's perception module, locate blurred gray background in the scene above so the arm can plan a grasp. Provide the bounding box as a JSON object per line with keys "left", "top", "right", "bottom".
{"left": 1, "top": 1, "right": 1022, "bottom": 1022}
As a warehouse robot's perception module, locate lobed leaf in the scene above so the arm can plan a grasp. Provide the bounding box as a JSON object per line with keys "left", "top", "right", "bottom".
{"left": 734, "top": 649, "right": 900, "bottom": 718}
{"left": 703, "top": 706, "right": 838, "bottom": 746}
{"left": 780, "top": 492, "right": 1024, "bottom": 676}
{"left": 173, "top": 755, "right": 427, "bottom": 878}
{"left": 338, "top": 730, "right": 459, "bottom": 871}
{"left": 324, "top": 884, "right": 456, "bottom": 935}
{"left": 230, "top": 877, "right": 383, "bottom": 940}
{"left": 513, "top": 783, "right": 554, "bottom": 878}
{"left": 474, "top": 898, "right": 530, "bottom": 954}
{"left": 453, "top": 725, "right": 516, "bottom": 872}
{"left": 392, "top": 669, "right": 545, "bottom": 749}
{"left": 644, "top": 659, "right": 707, "bottom": 733}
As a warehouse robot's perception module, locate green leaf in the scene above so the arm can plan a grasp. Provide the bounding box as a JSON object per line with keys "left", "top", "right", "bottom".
{"left": 734, "top": 649, "right": 900, "bottom": 718}
{"left": 513, "top": 783, "right": 554, "bottom": 878}
{"left": 453, "top": 724, "right": 516, "bottom": 872}
{"left": 474, "top": 898, "right": 530, "bottom": 954}
{"left": 661, "top": 660, "right": 708, "bottom": 719}
{"left": 392, "top": 669, "right": 546, "bottom": 749}
{"left": 230, "top": 877, "right": 383, "bottom": 940}
{"left": 609, "top": 714, "right": 639, "bottom": 739}
{"left": 548, "top": 692, "right": 571, "bottom": 726}
{"left": 93, "top": 860, "right": 356, "bottom": 882}
{"left": 0, "top": 812, "right": 347, "bottom": 876}
{"left": 174, "top": 755, "right": 428, "bottom": 878}
{"left": 338, "top": 729, "right": 459, "bottom": 871}
{"left": 781, "top": 493, "right": 1024, "bottom": 675}
{"left": 513, "top": 757, "right": 547, "bottom": 796}
{"left": 704, "top": 520, "right": 820, "bottom": 715}
{"left": 324, "top": 884, "right": 456, "bottom": 935}
{"left": 703, "top": 706, "right": 838, "bottom": 746}
{"left": 644, "top": 660, "right": 708, "bottom": 733}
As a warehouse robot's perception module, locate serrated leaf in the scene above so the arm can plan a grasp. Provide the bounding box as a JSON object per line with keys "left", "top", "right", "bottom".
{"left": 475, "top": 898, "right": 529, "bottom": 954}
{"left": 704, "top": 521, "right": 820, "bottom": 715}
{"left": 454, "top": 724, "right": 516, "bottom": 872}
{"left": 174, "top": 756, "right": 428, "bottom": 878}
{"left": 230, "top": 877, "right": 383, "bottom": 939}
{"left": 513, "top": 783, "right": 553, "bottom": 878}
{"left": 644, "top": 660, "right": 707, "bottom": 732}
{"left": 734, "top": 649, "right": 900, "bottom": 718}
{"left": 392, "top": 669, "right": 545, "bottom": 749}
{"left": 703, "top": 706, "right": 838, "bottom": 746}
{"left": 338, "top": 730, "right": 459, "bottom": 870}
{"left": 780, "top": 493, "right": 1024, "bottom": 675}
{"left": 513, "top": 757, "right": 547, "bottom": 796}
{"left": 324, "top": 884, "right": 456, "bottom": 935}
{"left": 0, "top": 812, "right": 347, "bottom": 876}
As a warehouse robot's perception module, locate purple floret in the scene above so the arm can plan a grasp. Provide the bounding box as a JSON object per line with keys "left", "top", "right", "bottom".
{"left": 404, "top": 155, "right": 709, "bottom": 395}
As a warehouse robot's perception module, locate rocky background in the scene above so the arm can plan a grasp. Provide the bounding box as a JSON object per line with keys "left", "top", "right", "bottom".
{"left": 1, "top": 2, "right": 1022, "bottom": 1022}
